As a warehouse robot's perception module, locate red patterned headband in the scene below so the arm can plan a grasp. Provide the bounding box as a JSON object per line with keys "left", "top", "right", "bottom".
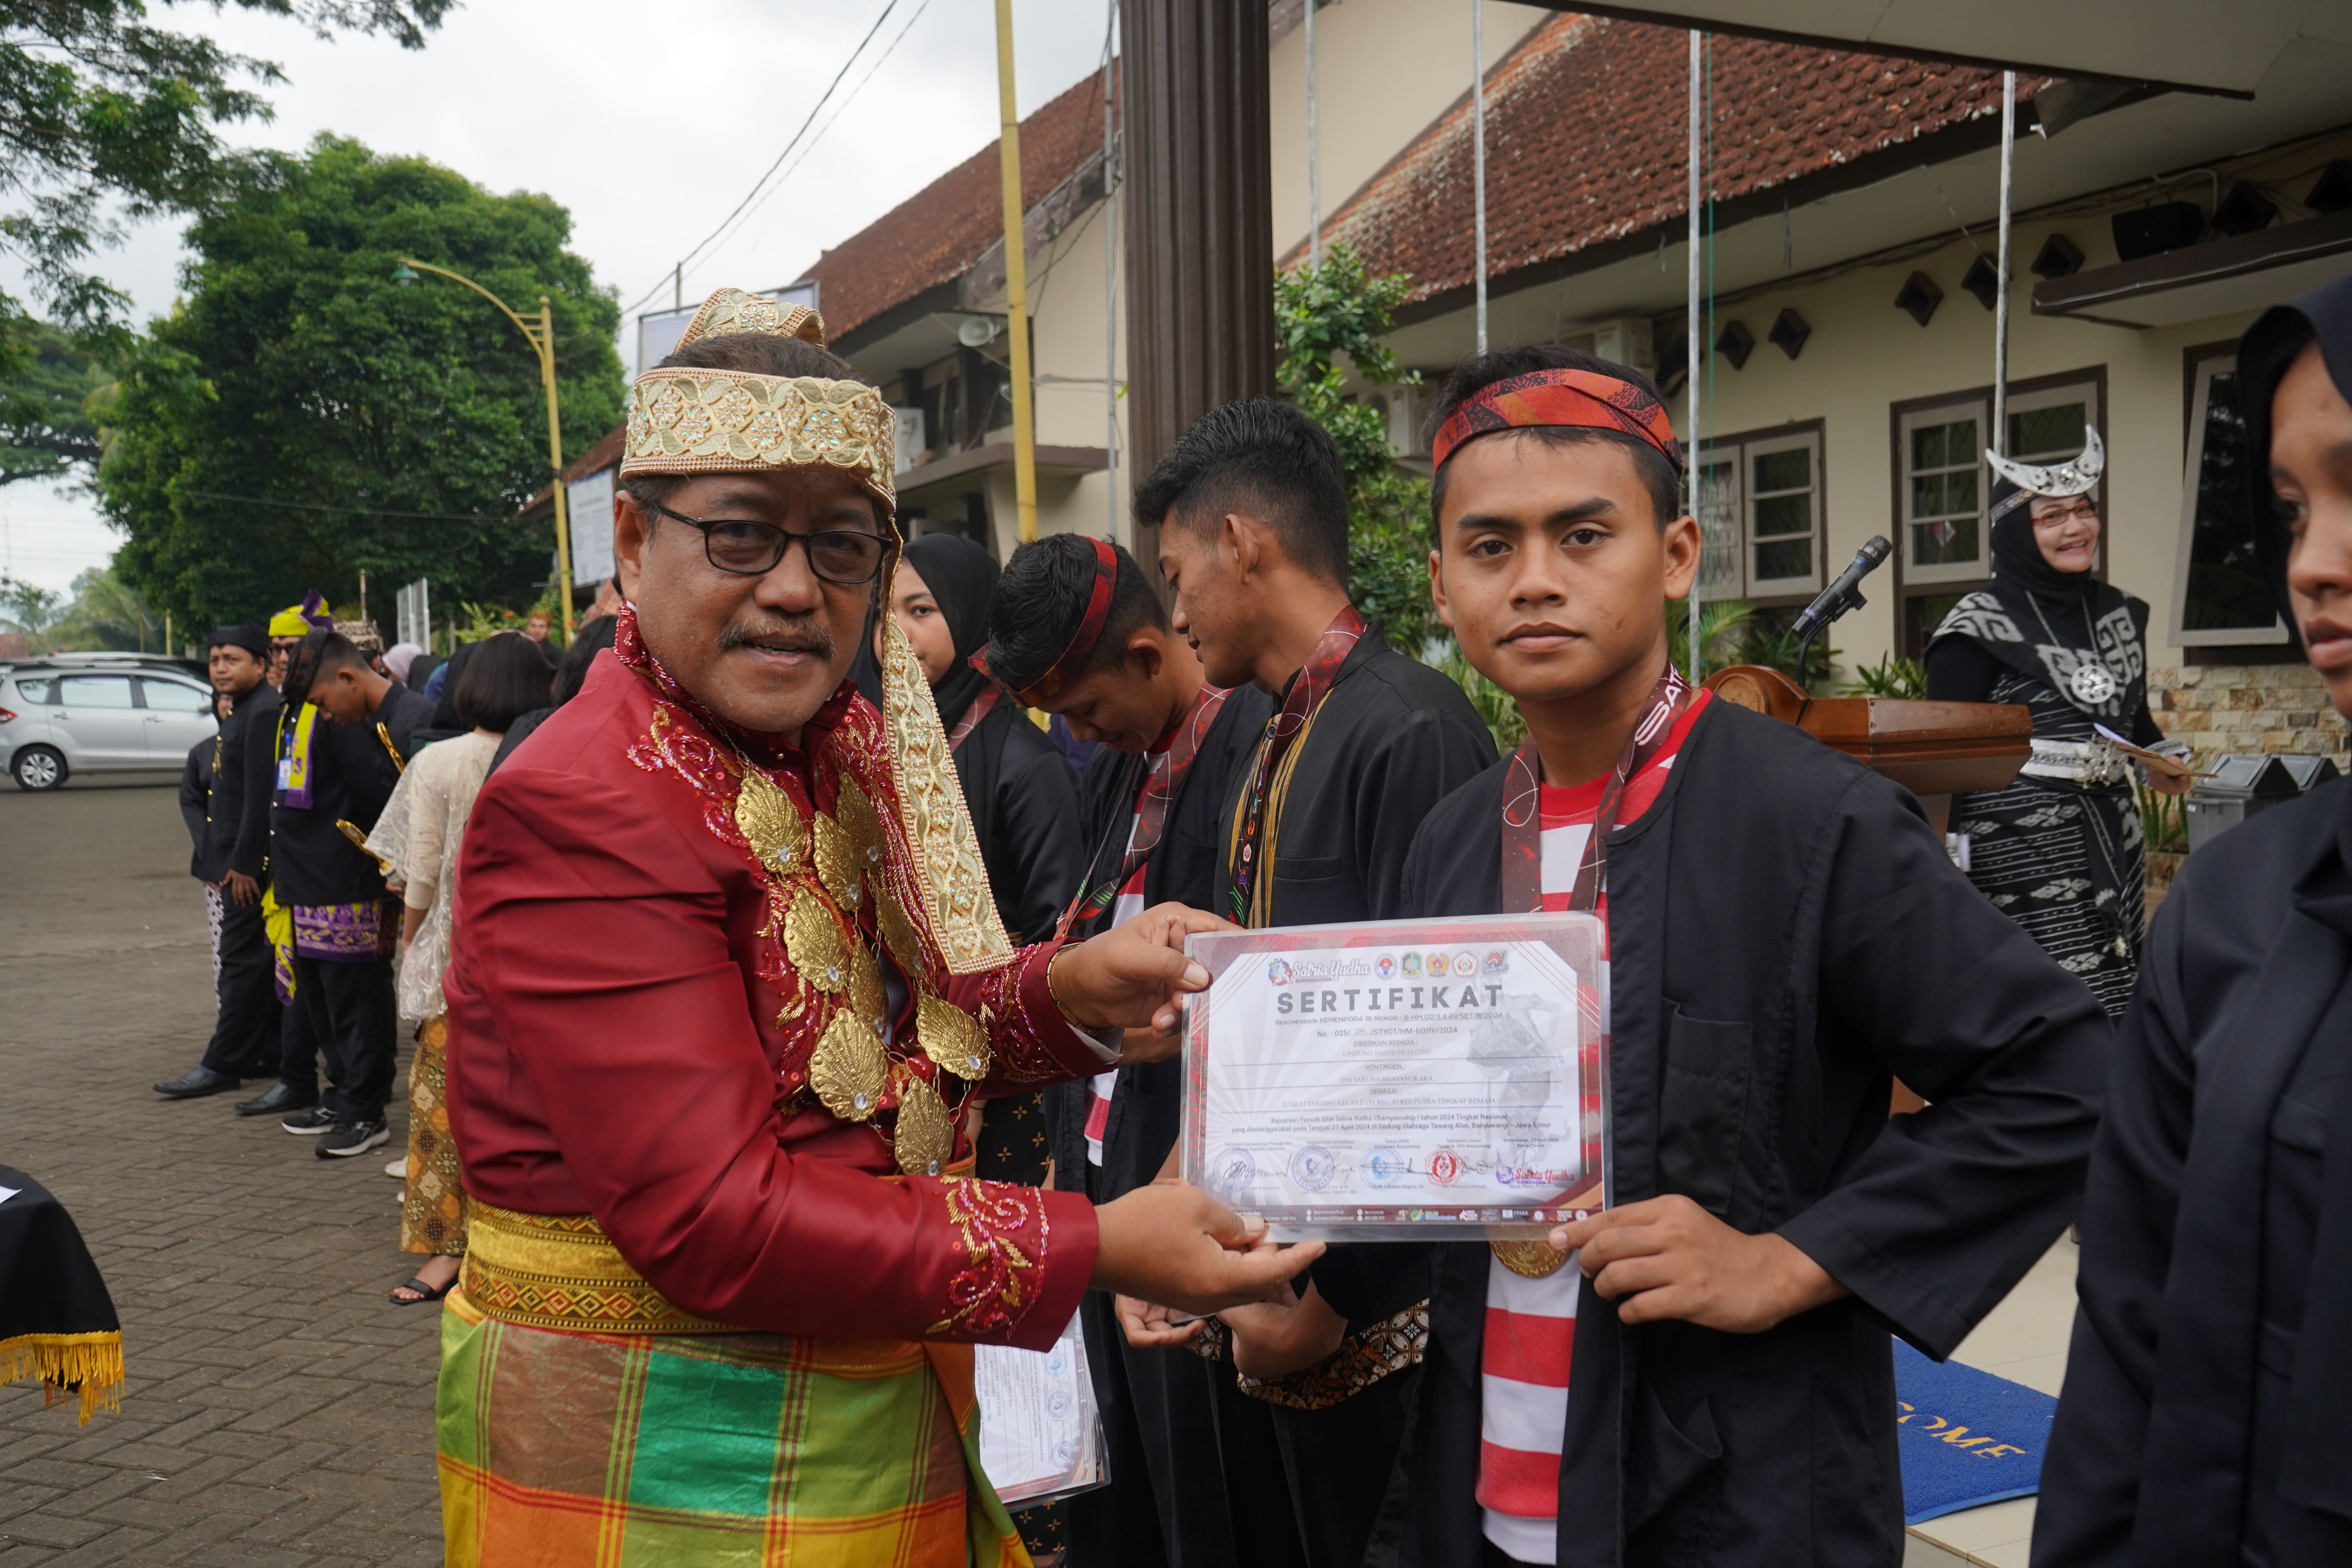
{"left": 993, "top": 536, "right": 1120, "bottom": 706}
{"left": 1430, "top": 368, "right": 1684, "bottom": 475}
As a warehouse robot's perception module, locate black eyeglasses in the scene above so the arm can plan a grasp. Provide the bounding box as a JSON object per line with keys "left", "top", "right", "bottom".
{"left": 642, "top": 498, "right": 888, "bottom": 583}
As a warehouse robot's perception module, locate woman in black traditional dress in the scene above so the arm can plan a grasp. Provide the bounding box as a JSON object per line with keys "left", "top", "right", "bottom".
{"left": 884, "top": 530, "right": 1085, "bottom": 1565}
{"left": 1925, "top": 430, "right": 2193, "bottom": 1014}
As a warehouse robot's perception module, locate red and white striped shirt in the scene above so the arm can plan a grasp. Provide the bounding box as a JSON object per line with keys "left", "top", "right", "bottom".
{"left": 1478, "top": 691, "right": 1709, "bottom": 1564}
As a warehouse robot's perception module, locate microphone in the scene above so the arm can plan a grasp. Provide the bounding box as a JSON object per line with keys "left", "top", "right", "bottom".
{"left": 1792, "top": 535, "right": 1892, "bottom": 639}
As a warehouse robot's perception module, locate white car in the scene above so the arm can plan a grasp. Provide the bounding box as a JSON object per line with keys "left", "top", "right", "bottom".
{"left": 1, "top": 655, "right": 220, "bottom": 791}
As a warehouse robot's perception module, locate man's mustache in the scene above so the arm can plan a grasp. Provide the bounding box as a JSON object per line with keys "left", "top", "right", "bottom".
{"left": 720, "top": 614, "right": 836, "bottom": 661}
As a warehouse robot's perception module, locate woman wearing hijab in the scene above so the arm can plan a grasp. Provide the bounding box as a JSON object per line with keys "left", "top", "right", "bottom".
{"left": 884, "top": 531, "right": 1084, "bottom": 1568}
{"left": 887, "top": 533, "right": 1085, "bottom": 944}
{"left": 2031, "top": 272, "right": 2352, "bottom": 1568}
{"left": 1925, "top": 429, "right": 2193, "bottom": 1014}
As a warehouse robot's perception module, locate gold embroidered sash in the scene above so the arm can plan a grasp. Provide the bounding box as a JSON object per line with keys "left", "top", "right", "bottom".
{"left": 460, "top": 1203, "right": 734, "bottom": 1335}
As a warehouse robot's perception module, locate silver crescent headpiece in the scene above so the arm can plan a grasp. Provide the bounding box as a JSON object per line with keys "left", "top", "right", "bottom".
{"left": 1987, "top": 426, "right": 2103, "bottom": 520}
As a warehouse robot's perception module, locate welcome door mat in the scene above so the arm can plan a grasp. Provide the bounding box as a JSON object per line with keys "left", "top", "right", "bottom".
{"left": 1893, "top": 1340, "right": 2057, "bottom": 1525}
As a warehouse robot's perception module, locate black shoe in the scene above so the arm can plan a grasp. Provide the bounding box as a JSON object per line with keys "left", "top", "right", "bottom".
{"left": 316, "top": 1120, "right": 391, "bottom": 1159}
{"left": 281, "top": 1105, "right": 338, "bottom": 1135}
{"left": 154, "top": 1066, "right": 239, "bottom": 1098}
{"left": 235, "top": 1082, "right": 316, "bottom": 1117}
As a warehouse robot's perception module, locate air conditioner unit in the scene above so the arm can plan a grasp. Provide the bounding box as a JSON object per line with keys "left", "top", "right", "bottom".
{"left": 1559, "top": 318, "right": 1656, "bottom": 376}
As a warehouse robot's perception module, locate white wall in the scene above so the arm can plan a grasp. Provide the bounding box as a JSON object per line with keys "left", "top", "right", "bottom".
{"left": 1685, "top": 211, "right": 2259, "bottom": 677}
{"left": 1267, "top": 0, "right": 1550, "bottom": 260}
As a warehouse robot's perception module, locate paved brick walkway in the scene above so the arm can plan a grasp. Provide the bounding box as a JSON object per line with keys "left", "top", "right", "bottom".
{"left": 1, "top": 777, "right": 442, "bottom": 1567}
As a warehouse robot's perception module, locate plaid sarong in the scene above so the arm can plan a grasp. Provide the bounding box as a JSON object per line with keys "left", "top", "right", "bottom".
{"left": 436, "top": 1289, "right": 1028, "bottom": 1567}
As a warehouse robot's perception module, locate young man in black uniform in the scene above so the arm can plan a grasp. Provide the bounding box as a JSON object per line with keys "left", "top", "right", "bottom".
{"left": 983, "top": 532, "right": 1278, "bottom": 1566}
{"left": 157, "top": 623, "right": 287, "bottom": 1101}
{"left": 1124, "top": 399, "right": 1497, "bottom": 1568}
{"left": 270, "top": 631, "right": 436, "bottom": 1157}
{"left": 1261, "top": 344, "right": 2107, "bottom": 1567}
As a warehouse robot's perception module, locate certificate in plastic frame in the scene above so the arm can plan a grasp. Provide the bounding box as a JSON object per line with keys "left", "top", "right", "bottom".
{"left": 975, "top": 1310, "right": 1109, "bottom": 1507}
{"left": 1180, "top": 911, "right": 1608, "bottom": 1241}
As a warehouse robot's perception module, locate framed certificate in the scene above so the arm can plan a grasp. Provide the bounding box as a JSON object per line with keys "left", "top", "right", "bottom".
{"left": 1181, "top": 912, "right": 1609, "bottom": 1241}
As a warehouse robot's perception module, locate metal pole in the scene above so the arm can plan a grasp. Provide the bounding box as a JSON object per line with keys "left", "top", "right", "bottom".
{"left": 358, "top": 569, "right": 367, "bottom": 626}
{"left": 1686, "top": 30, "right": 1702, "bottom": 685}
{"left": 1306, "top": 0, "right": 1320, "bottom": 269}
{"left": 1993, "top": 69, "right": 2016, "bottom": 460}
{"left": 1472, "top": 0, "right": 1488, "bottom": 354}
{"left": 541, "top": 298, "right": 575, "bottom": 644}
{"left": 995, "top": 0, "right": 1040, "bottom": 544}
{"left": 1103, "top": 5, "right": 1120, "bottom": 541}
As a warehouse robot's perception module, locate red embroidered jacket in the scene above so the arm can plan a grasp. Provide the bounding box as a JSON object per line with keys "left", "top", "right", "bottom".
{"left": 443, "top": 649, "right": 1101, "bottom": 1351}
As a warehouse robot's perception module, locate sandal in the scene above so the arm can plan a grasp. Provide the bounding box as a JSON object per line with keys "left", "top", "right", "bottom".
{"left": 389, "top": 1273, "right": 459, "bottom": 1306}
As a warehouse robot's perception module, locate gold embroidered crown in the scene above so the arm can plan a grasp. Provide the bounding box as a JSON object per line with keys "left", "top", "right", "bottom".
{"left": 621, "top": 287, "right": 896, "bottom": 510}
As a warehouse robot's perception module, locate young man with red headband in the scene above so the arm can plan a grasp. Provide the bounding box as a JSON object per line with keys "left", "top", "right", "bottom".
{"left": 1279, "top": 343, "right": 2110, "bottom": 1565}
{"left": 1130, "top": 397, "right": 1498, "bottom": 1567}
{"left": 981, "top": 532, "right": 1279, "bottom": 1564}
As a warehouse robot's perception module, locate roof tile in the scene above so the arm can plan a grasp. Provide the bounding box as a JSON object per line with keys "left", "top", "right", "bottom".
{"left": 1307, "top": 15, "right": 2038, "bottom": 305}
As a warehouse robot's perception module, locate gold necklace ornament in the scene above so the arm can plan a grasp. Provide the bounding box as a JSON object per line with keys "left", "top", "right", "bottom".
{"left": 785, "top": 888, "right": 852, "bottom": 993}
{"left": 723, "top": 737, "right": 983, "bottom": 1176}
{"left": 733, "top": 765, "right": 808, "bottom": 879}
{"left": 809, "top": 1010, "right": 889, "bottom": 1121}
{"left": 918, "top": 990, "right": 993, "bottom": 1081}
{"left": 890, "top": 1063, "right": 953, "bottom": 1177}
{"left": 813, "top": 812, "right": 865, "bottom": 910}
{"left": 1490, "top": 1238, "right": 1575, "bottom": 1279}
{"left": 876, "top": 884, "right": 923, "bottom": 972}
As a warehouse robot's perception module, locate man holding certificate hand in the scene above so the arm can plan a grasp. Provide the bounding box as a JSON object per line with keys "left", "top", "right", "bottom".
{"left": 434, "top": 290, "right": 1316, "bottom": 1568}
{"left": 1223, "top": 345, "right": 2110, "bottom": 1568}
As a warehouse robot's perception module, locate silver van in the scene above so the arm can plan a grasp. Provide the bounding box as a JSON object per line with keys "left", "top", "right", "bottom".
{"left": 1, "top": 656, "right": 220, "bottom": 790}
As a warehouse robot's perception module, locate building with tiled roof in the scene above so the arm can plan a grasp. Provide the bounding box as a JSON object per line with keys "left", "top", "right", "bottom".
{"left": 532, "top": 0, "right": 2351, "bottom": 762}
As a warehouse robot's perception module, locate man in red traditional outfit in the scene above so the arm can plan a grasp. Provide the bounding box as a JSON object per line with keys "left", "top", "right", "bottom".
{"left": 435, "top": 289, "right": 1314, "bottom": 1567}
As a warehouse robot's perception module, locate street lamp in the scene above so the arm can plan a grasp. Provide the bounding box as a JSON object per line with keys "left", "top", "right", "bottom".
{"left": 392, "top": 256, "right": 577, "bottom": 642}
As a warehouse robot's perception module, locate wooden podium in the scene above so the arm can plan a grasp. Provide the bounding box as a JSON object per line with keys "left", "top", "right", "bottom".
{"left": 1702, "top": 665, "right": 2032, "bottom": 838}
{"left": 1706, "top": 666, "right": 2032, "bottom": 1114}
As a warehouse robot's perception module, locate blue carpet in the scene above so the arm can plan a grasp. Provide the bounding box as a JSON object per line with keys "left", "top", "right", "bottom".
{"left": 1893, "top": 1340, "right": 2058, "bottom": 1525}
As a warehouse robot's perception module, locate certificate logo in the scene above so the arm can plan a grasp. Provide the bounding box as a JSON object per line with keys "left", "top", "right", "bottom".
{"left": 1451, "top": 952, "right": 1477, "bottom": 977}
{"left": 1375, "top": 954, "right": 1396, "bottom": 979}
{"left": 1365, "top": 1147, "right": 1407, "bottom": 1187}
{"left": 1207, "top": 1147, "right": 1256, "bottom": 1200}
{"left": 1289, "top": 1145, "right": 1342, "bottom": 1193}
{"left": 1429, "top": 1148, "right": 1463, "bottom": 1186}
{"left": 1425, "top": 952, "right": 1448, "bottom": 977}
{"left": 1265, "top": 959, "right": 1292, "bottom": 985}
{"left": 1400, "top": 952, "right": 1422, "bottom": 976}
{"left": 1483, "top": 949, "right": 1510, "bottom": 976}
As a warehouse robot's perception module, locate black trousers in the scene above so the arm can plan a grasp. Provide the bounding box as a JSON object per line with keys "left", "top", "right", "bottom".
{"left": 1065, "top": 1291, "right": 1308, "bottom": 1568}
{"left": 277, "top": 978, "right": 318, "bottom": 1096}
{"left": 288, "top": 953, "right": 397, "bottom": 1123}
{"left": 1270, "top": 1366, "right": 1421, "bottom": 1568}
{"left": 199, "top": 897, "right": 281, "bottom": 1079}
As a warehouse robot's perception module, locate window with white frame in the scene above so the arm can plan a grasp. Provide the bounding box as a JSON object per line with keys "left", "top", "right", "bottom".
{"left": 1694, "top": 425, "right": 1824, "bottom": 599}
{"left": 2172, "top": 348, "right": 2286, "bottom": 645}
{"left": 1899, "top": 377, "right": 2102, "bottom": 588}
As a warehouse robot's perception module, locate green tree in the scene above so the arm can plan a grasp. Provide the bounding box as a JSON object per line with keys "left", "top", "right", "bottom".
{"left": 98, "top": 134, "right": 625, "bottom": 628}
{"left": 1274, "top": 244, "right": 1436, "bottom": 649}
{"left": 39, "top": 563, "right": 161, "bottom": 650}
{"left": 0, "top": 0, "right": 446, "bottom": 358}
{"left": 0, "top": 571, "right": 64, "bottom": 641}
{"left": 0, "top": 318, "right": 109, "bottom": 486}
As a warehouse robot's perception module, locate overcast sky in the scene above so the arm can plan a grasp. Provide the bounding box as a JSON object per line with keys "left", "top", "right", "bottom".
{"left": 0, "top": 0, "right": 1120, "bottom": 594}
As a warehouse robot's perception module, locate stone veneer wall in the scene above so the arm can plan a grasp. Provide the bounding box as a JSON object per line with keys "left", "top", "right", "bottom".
{"left": 2149, "top": 662, "right": 2349, "bottom": 768}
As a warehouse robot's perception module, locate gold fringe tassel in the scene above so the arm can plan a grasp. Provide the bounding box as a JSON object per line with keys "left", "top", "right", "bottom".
{"left": 0, "top": 1331, "right": 124, "bottom": 1424}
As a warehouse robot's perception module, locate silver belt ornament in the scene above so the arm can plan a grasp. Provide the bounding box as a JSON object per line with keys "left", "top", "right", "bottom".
{"left": 2021, "top": 737, "right": 2129, "bottom": 787}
